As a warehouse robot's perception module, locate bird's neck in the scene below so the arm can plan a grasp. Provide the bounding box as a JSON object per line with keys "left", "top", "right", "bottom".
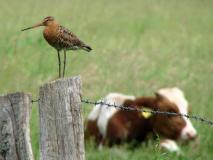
{"left": 44, "top": 24, "right": 58, "bottom": 37}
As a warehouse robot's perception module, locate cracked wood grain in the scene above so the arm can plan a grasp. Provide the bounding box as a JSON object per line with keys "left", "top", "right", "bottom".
{"left": 39, "top": 76, "right": 85, "bottom": 160}
{"left": 0, "top": 92, "right": 34, "bottom": 160}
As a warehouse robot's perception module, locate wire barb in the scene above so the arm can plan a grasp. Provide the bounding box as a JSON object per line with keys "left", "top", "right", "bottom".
{"left": 81, "top": 99, "right": 213, "bottom": 126}
{"left": 31, "top": 98, "right": 40, "bottom": 103}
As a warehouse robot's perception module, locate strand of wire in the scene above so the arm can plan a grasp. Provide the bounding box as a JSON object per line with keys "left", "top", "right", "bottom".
{"left": 81, "top": 99, "right": 213, "bottom": 126}
{"left": 31, "top": 98, "right": 40, "bottom": 103}
{"left": 31, "top": 98, "right": 213, "bottom": 126}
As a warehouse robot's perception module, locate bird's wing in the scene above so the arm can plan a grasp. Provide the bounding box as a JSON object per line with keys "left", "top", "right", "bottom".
{"left": 57, "top": 25, "right": 85, "bottom": 49}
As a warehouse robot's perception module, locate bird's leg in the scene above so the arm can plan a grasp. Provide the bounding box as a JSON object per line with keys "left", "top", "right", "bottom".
{"left": 63, "top": 50, "right": 67, "bottom": 77}
{"left": 57, "top": 50, "right": 61, "bottom": 78}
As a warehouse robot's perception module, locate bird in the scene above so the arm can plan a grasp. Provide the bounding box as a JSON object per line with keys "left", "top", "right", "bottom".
{"left": 21, "top": 16, "right": 92, "bottom": 78}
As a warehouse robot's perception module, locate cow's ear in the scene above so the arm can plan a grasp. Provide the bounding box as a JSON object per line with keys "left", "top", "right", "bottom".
{"left": 154, "top": 91, "right": 165, "bottom": 100}
{"left": 123, "top": 99, "right": 134, "bottom": 107}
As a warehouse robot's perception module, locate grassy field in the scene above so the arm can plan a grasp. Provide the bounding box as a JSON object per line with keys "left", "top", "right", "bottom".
{"left": 1, "top": 0, "right": 213, "bottom": 159}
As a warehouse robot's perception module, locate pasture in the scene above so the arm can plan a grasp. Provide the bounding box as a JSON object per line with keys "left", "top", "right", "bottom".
{"left": 1, "top": 0, "right": 213, "bottom": 159}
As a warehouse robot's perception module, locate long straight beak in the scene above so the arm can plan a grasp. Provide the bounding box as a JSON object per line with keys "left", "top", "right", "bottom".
{"left": 21, "top": 22, "right": 43, "bottom": 31}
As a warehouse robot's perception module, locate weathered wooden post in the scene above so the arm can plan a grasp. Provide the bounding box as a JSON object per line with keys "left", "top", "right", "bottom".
{"left": 39, "top": 76, "right": 85, "bottom": 160}
{"left": 0, "top": 92, "right": 34, "bottom": 160}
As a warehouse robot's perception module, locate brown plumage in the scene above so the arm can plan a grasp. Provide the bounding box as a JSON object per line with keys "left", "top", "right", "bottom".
{"left": 21, "top": 16, "right": 92, "bottom": 78}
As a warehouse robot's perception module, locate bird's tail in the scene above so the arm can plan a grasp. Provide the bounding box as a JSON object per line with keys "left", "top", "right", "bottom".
{"left": 82, "top": 44, "right": 92, "bottom": 52}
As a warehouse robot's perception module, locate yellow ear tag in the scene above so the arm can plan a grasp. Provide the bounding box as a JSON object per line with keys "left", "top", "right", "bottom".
{"left": 141, "top": 107, "right": 153, "bottom": 119}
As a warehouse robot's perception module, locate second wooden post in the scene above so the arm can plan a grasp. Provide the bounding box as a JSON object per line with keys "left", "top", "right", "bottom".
{"left": 39, "top": 76, "right": 85, "bottom": 160}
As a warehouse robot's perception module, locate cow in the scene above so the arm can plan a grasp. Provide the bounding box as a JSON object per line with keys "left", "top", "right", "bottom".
{"left": 85, "top": 87, "right": 197, "bottom": 153}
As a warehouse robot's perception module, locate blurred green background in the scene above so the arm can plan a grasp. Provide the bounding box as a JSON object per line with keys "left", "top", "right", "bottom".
{"left": 0, "top": 0, "right": 213, "bottom": 159}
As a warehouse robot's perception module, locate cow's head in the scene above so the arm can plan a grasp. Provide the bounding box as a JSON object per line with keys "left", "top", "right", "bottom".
{"left": 150, "top": 87, "right": 197, "bottom": 141}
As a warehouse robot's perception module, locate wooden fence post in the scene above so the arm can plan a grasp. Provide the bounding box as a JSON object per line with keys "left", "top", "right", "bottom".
{"left": 0, "top": 92, "right": 34, "bottom": 160}
{"left": 39, "top": 76, "right": 85, "bottom": 160}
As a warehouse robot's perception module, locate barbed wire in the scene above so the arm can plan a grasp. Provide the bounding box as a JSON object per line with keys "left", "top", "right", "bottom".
{"left": 31, "top": 98, "right": 40, "bottom": 103}
{"left": 81, "top": 99, "right": 213, "bottom": 126}
{"left": 31, "top": 98, "right": 213, "bottom": 126}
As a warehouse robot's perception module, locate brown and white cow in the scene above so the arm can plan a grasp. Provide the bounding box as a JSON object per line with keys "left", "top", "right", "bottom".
{"left": 85, "top": 87, "right": 197, "bottom": 152}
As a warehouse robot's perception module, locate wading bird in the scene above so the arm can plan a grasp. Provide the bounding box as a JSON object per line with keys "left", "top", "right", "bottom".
{"left": 21, "top": 16, "right": 92, "bottom": 78}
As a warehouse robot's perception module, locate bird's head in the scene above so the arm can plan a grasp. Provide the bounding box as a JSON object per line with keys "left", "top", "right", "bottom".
{"left": 42, "top": 16, "right": 55, "bottom": 26}
{"left": 21, "top": 16, "right": 56, "bottom": 31}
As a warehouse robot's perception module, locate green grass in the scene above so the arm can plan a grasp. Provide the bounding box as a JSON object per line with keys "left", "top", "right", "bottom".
{"left": 1, "top": 0, "right": 213, "bottom": 159}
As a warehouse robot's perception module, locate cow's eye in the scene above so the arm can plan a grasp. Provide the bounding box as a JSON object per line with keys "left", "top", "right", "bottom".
{"left": 171, "top": 109, "right": 176, "bottom": 113}
{"left": 168, "top": 108, "right": 177, "bottom": 114}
